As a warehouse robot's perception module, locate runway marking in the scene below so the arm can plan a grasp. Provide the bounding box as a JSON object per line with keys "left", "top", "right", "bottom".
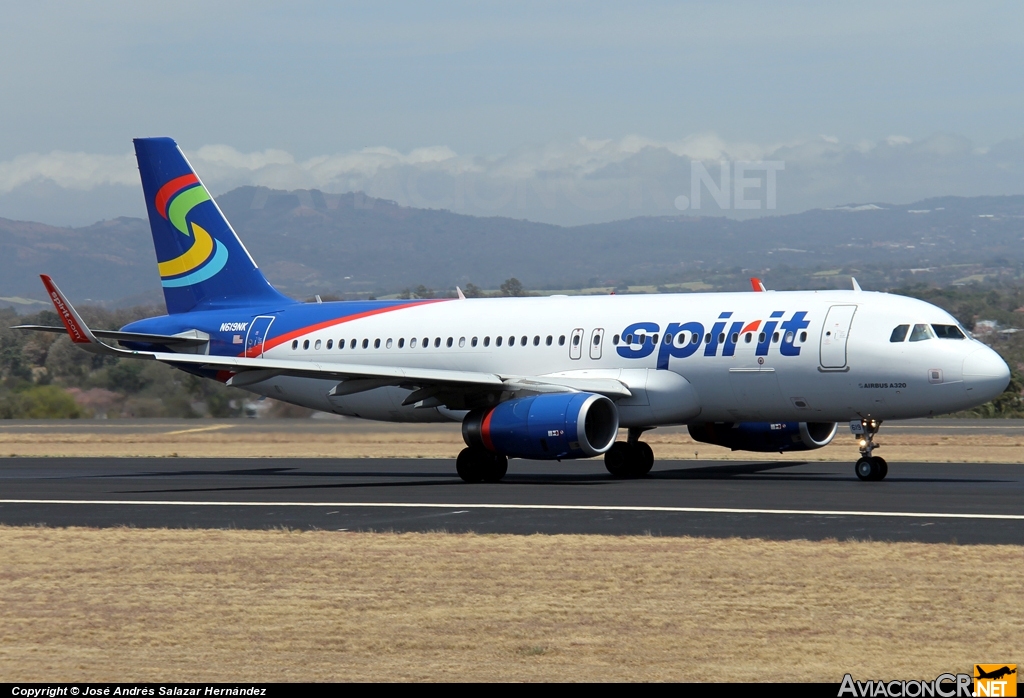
{"left": 161, "top": 425, "right": 236, "bottom": 436}
{"left": 1, "top": 499, "right": 1022, "bottom": 521}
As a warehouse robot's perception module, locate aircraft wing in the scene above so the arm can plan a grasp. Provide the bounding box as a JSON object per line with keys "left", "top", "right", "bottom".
{"left": 22, "top": 274, "right": 632, "bottom": 405}
{"left": 151, "top": 352, "right": 633, "bottom": 400}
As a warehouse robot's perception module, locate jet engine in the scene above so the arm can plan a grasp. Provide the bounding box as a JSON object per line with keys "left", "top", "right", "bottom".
{"left": 463, "top": 392, "right": 619, "bottom": 459}
{"left": 688, "top": 421, "right": 838, "bottom": 452}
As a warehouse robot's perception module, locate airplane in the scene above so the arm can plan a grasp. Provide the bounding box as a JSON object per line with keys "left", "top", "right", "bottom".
{"left": 15, "top": 137, "right": 1011, "bottom": 483}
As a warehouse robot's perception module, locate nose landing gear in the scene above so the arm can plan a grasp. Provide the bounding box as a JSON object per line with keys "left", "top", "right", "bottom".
{"left": 852, "top": 418, "right": 887, "bottom": 481}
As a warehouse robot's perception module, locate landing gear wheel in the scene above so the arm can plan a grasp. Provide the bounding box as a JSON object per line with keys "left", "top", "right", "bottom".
{"left": 604, "top": 441, "right": 654, "bottom": 478}
{"left": 855, "top": 457, "right": 875, "bottom": 481}
{"left": 635, "top": 441, "right": 655, "bottom": 475}
{"left": 872, "top": 456, "right": 888, "bottom": 481}
{"left": 482, "top": 454, "right": 508, "bottom": 483}
{"left": 457, "top": 448, "right": 508, "bottom": 483}
{"left": 604, "top": 442, "right": 633, "bottom": 477}
{"left": 853, "top": 419, "right": 887, "bottom": 481}
{"left": 855, "top": 456, "right": 888, "bottom": 481}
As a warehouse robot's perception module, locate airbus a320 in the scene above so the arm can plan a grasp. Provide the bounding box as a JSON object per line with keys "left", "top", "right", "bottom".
{"left": 16, "top": 138, "right": 1011, "bottom": 482}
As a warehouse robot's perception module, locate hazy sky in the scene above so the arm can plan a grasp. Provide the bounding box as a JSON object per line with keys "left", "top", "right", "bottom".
{"left": 2, "top": 1, "right": 1023, "bottom": 225}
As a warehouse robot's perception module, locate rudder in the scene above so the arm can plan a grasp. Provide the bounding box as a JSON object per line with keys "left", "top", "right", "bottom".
{"left": 134, "top": 137, "right": 293, "bottom": 314}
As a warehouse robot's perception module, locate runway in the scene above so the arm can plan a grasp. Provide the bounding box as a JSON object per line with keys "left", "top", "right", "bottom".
{"left": 2, "top": 456, "right": 1022, "bottom": 543}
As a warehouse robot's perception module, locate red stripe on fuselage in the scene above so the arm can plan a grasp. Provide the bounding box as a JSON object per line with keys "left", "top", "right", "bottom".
{"left": 480, "top": 408, "right": 495, "bottom": 452}
{"left": 155, "top": 174, "right": 200, "bottom": 218}
{"left": 241, "top": 299, "right": 451, "bottom": 358}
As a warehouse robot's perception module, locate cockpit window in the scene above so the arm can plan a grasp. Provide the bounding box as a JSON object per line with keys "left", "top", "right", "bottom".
{"left": 889, "top": 325, "right": 909, "bottom": 342}
{"left": 932, "top": 324, "right": 965, "bottom": 339}
{"left": 909, "top": 324, "right": 933, "bottom": 342}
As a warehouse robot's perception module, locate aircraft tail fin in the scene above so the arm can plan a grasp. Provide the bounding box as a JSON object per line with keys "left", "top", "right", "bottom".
{"left": 133, "top": 137, "right": 294, "bottom": 314}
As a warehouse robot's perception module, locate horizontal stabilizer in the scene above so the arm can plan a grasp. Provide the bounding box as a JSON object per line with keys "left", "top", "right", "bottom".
{"left": 12, "top": 325, "right": 209, "bottom": 348}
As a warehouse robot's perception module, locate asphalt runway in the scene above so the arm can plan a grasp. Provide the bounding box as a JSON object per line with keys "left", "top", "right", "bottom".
{"left": 1, "top": 456, "right": 1023, "bottom": 543}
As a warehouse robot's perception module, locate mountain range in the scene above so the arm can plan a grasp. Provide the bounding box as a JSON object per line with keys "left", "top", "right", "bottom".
{"left": 2, "top": 187, "right": 1024, "bottom": 310}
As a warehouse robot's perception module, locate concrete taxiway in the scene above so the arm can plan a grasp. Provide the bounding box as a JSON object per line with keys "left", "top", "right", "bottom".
{"left": 1, "top": 457, "right": 1022, "bottom": 543}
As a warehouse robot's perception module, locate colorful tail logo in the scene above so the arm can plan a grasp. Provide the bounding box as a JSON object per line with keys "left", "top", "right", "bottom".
{"left": 154, "top": 174, "right": 229, "bottom": 287}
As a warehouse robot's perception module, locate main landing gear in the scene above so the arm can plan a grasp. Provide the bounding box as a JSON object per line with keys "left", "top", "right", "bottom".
{"left": 853, "top": 418, "right": 888, "bottom": 481}
{"left": 456, "top": 447, "right": 509, "bottom": 483}
{"left": 604, "top": 428, "right": 655, "bottom": 478}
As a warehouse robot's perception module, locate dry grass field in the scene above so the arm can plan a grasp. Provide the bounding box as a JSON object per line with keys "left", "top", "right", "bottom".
{"left": 2, "top": 421, "right": 1023, "bottom": 462}
{"left": 1, "top": 526, "right": 1021, "bottom": 682}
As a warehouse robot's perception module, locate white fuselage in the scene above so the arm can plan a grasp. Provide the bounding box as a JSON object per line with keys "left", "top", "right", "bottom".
{"left": 247, "top": 290, "right": 1010, "bottom": 426}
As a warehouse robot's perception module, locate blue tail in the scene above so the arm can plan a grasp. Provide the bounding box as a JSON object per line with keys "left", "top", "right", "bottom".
{"left": 133, "top": 137, "right": 294, "bottom": 314}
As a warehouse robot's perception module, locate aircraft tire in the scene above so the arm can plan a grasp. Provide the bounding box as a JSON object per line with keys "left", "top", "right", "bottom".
{"left": 855, "top": 457, "right": 875, "bottom": 481}
{"left": 635, "top": 441, "right": 655, "bottom": 475}
{"left": 604, "top": 442, "right": 633, "bottom": 478}
{"left": 855, "top": 456, "right": 888, "bottom": 481}
{"left": 456, "top": 447, "right": 486, "bottom": 483}
{"left": 482, "top": 454, "right": 509, "bottom": 483}
{"left": 872, "top": 456, "right": 888, "bottom": 481}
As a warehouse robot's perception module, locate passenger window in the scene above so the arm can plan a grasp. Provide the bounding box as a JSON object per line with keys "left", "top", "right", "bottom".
{"left": 362, "top": 339, "right": 369, "bottom": 349}
{"left": 664, "top": 333, "right": 673, "bottom": 345}
{"left": 718, "top": 333, "right": 725, "bottom": 343}
{"left": 612, "top": 334, "right": 620, "bottom": 345}
{"left": 691, "top": 333, "right": 699, "bottom": 345}
{"left": 509, "top": 335, "right": 515, "bottom": 346}
{"left": 521, "top": 336, "right": 527, "bottom": 346}
{"left": 533, "top": 336, "right": 540, "bottom": 346}
{"left": 772, "top": 332, "right": 779, "bottom": 343}
{"left": 559, "top": 335, "right": 566, "bottom": 346}
{"left": 291, "top": 340, "right": 298, "bottom": 350}
{"left": 374, "top": 338, "right": 381, "bottom": 349}
{"left": 546, "top": 335, "right": 553, "bottom": 346}
{"left": 909, "top": 324, "right": 933, "bottom": 342}
{"left": 496, "top": 336, "right": 503, "bottom": 347}
{"left": 410, "top": 338, "right": 417, "bottom": 348}
{"left": 932, "top": 324, "right": 965, "bottom": 339}
{"left": 484, "top": 336, "right": 490, "bottom": 347}
{"left": 705, "top": 333, "right": 711, "bottom": 344}
{"left": 625, "top": 334, "right": 633, "bottom": 345}
{"left": 447, "top": 337, "right": 454, "bottom": 347}
{"left": 730, "top": 333, "right": 738, "bottom": 343}
{"left": 890, "top": 325, "right": 909, "bottom": 342}
{"left": 573, "top": 334, "right": 581, "bottom": 346}
{"left": 652, "top": 334, "right": 659, "bottom": 345}
{"left": 422, "top": 337, "right": 428, "bottom": 348}
{"left": 799, "top": 332, "right": 807, "bottom": 342}
{"left": 398, "top": 338, "right": 405, "bottom": 348}
{"left": 471, "top": 337, "right": 478, "bottom": 347}
{"left": 385, "top": 338, "right": 393, "bottom": 349}
{"left": 434, "top": 337, "right": 441, "bottom": 348}
{"left": 458, "top": 337, "right": 466, "bottom": 348}
{"left": 745, "top": 333, "right": 752, "bottom": 343}
{"left": 303, "top": 340, "right": 310, "bottom": 350}
{"left": 350, "top": 339, "right": 356, "bottom": 349}
{"left": 757, "top": 332, "right": 765, "bottom": 343}
{"left": 315, "top": 339, "right": 322, "bottom": 350}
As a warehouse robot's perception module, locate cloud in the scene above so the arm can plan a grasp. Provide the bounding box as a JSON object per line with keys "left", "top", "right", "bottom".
{"left": 1, "top": 132, "right": 1023, "bottom": 227}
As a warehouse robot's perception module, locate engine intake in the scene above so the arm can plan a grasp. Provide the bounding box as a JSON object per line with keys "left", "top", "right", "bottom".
{"left": 463, "top": 392, "right": 619, "bottom": 459}
{"left": 688, "top": 421, "right": 838, "bottom": 452}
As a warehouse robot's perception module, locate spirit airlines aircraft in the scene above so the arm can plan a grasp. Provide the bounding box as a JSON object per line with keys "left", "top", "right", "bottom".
{"left": 17, "top": 138, "right": 1011, "bottom": 482}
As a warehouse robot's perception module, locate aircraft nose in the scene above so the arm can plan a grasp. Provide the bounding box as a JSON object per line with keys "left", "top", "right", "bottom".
{"left": 962, "top": 346, "right": 1011, "bottom": 403}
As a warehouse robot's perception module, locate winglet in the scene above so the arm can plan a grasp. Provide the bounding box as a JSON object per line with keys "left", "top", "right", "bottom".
{"left": 40, "top": 274, "right": 100, "bottom": 345}
{"left": 851, "top": 277, "right": 862, "bottom": 292}
{"left": 39, "top": 275, "right": 137, "bottom": 357}
{"left": 750, "top": 277, "right": 767, "bottom": 292}
{"left": 456, "top": 286, "right": 466, "bottom": 300}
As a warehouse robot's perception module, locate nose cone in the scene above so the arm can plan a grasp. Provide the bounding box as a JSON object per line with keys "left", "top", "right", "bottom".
{"left": 963, "top": 347, "right": 1011, "bottom": 404}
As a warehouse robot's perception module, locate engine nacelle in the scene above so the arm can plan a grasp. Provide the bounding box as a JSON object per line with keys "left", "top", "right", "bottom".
{"left": 463, "top": 392, "right": 619, "bottom": 459}
{"left": 688, "top": 421, "right": 838, "bottom": 453}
